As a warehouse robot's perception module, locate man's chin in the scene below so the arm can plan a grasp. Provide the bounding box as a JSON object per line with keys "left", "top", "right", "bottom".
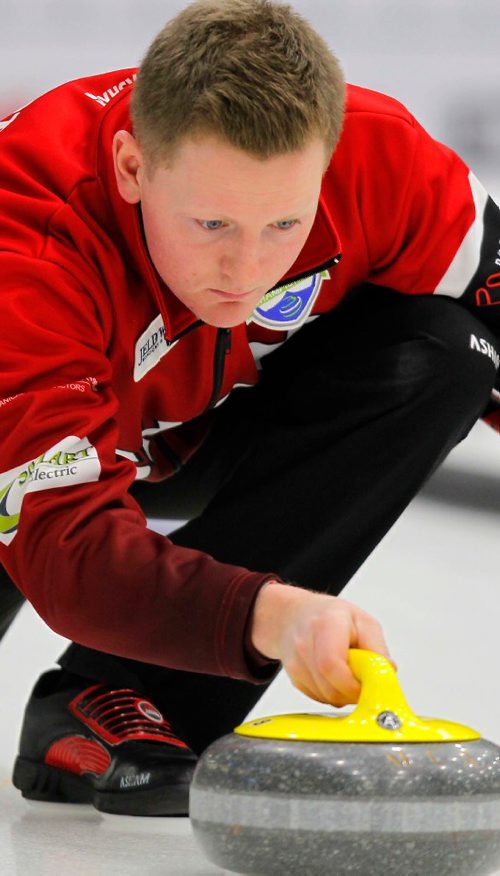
{"left": 196, "top": 303, "right": 257, "bottom": 329}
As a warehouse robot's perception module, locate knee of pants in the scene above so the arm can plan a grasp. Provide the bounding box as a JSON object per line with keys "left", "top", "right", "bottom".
{"left": 259, "top": 290, "right": 499, "bottom": 426}
{"left": 405, "top": 295, "right": 499, "bottom": 422}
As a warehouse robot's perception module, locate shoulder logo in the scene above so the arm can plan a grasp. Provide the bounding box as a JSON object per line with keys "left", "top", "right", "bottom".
{"left": 134, "top": 314, "right": 179, "bottom": 382}
{"left": 85, "top": 74, "right": 137, "bottom": 109}
{"left": 0, "top": 101, "right": 30, "bottom": 133}
{"left": 0, "top": 111, "right": 21, "bottom": 133}
{"left": 250, "top": 270, "right": 330, "bottom": 330}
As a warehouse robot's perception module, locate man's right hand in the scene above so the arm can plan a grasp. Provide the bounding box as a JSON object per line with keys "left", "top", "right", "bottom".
{"left": 249, "top": 581, "right": 393, "bottom": 707}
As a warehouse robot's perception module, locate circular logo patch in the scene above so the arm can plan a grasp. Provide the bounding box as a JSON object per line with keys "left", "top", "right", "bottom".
{"left": 377, "top": 710, "right": 402, "bottom": 731}
{"left": 137, "top": 700, "right": 164, "bottom": 723}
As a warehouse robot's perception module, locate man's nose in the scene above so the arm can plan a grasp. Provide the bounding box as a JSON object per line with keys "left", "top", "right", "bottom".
{"left": 220, "top": 238, "right": 263, "bottom": 290}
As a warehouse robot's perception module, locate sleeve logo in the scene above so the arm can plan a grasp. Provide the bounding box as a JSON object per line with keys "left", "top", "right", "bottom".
{"left": 0, "top": 436, "right": 101, "bottom": 545}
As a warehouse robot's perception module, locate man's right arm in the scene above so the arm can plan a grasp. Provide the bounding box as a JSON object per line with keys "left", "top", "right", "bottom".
{"left": 0, "top": 256, "right": 279, "bottom": 685}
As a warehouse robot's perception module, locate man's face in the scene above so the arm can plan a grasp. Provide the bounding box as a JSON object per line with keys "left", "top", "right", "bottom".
{"left": 118, "top": 133, "right": 328, "bottom": 328}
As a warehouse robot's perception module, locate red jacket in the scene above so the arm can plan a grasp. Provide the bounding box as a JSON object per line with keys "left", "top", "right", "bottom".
{"left": 1, "top": 69, "right": 499, "bottom": 681}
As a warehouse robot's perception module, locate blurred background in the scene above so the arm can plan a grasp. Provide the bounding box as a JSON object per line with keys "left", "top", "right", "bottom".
{"left": 0, "top": 3, "right": 500, "bottom": 871}
{"left": 1, "top": 0, "right": 499, "bottom": 199}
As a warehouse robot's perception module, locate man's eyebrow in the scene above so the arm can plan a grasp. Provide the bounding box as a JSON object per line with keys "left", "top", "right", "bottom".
{"left": 183, "top": 207, "right": 311, "bottom": 222}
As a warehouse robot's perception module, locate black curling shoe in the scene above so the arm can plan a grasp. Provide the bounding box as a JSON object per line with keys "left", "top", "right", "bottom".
{"left": 12, "top": 670, "right": 197, "bottom": 816}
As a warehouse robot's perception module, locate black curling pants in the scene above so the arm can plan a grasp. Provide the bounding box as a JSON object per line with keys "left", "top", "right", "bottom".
{"left": 0, "top": 286, "right": 498, "bottom": 755}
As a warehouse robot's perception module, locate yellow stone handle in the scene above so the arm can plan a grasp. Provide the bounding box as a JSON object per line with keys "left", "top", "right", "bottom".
{"left": 347, "top": 648, "right": 415, "bottom": 728}
{"left": 235, "top": 647, "right": 481, "bottom": 742}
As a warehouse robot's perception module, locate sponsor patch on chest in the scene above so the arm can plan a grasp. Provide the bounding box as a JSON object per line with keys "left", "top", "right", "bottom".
{"left": 134, "top": 314, "right": 179, "bottom": 382}
{"left": 250, "top": 270, "right": 330, "bottom": 330}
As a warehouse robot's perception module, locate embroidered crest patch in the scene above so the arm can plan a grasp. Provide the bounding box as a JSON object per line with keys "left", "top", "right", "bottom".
{"left": 250, "top": 270, "right": 330, "bottom": 330}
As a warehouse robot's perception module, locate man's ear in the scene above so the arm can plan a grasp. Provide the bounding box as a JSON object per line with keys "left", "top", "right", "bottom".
{"left": 112, "top": 130, "right": 144, "bottom": 204}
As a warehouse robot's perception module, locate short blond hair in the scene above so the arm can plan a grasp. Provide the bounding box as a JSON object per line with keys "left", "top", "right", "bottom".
{"left": 131, "top": 0, "right": 345, "bottom": 170}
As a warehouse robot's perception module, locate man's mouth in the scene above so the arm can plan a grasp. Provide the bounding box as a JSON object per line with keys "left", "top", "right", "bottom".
{"left": 209, "top": 288, "right": 259, "bottom": 301}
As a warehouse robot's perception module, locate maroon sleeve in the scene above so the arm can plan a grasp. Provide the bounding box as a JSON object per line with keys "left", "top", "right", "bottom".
{"left": 0, "top": 256, "right": 282, "bottom": 683}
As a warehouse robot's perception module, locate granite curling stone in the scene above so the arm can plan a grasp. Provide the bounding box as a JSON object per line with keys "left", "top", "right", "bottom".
{"left": 190, "top": 649, "right": 500, "bottom": 875}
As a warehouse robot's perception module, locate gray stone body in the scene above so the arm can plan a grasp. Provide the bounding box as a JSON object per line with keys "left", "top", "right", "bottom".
{"left": 190, "top": 732, "right": 500, "bottom": 875}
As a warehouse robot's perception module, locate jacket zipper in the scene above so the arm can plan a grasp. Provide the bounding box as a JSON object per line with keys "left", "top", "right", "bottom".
{"left": 154, "top": 433, "right": 183, "bottom": 474}
{"left": 202, "top": 258, "right": 341, "bottom": 410}
{"left": 266, "top": 253, "right": 341, "bottom": 294}
{"left": 151, "top": 257, "right": 340, "bottom": 465}
{"left": 149, "top": 322, "right": 230, "bottom": 472}
{"left": 152, "top": 327, "right": 230, "bottom": 471}
{"left": 169, "top": 319, "right": 204, "bottom": 345}
{"left": 162, "top": 257, "right": 340, "bottom": 409}
{"left": 141, "top": 319, "right": 203, "bottom": 473}
{"left": 207, "top": 328, "right": 232, "bottom": 409}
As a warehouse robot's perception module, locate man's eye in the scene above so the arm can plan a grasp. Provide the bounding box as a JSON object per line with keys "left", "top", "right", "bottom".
{"left": 274, "top": 220, "right": 298, "bottom": 230}
{"left": 199, "top": 220, "right": 225, "bottom": 231}
{"left": 197, "top": 219, "right": 298, "bottom": 232}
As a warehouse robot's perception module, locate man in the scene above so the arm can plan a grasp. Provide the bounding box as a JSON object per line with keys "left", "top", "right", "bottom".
{"left": 1, "top": 0, "right": 499, "bottom": 817}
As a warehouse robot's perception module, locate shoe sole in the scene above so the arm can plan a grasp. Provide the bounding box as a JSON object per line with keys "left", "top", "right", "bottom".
{"left": 12, "top": 755, "right": 191, "bottom": 816}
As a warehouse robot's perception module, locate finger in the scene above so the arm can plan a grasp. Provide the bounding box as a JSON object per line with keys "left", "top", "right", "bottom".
{"left": 311, "top": 623, "right": 359, "bottom": 704}
{"left": 313, "top": 612, "right": 361, "bottom": 702}
{"left": 293, "top": 660, "right": 332, "bottom": 704}
{"left": 353, "top": 611, "right": 394, "bottom": 665}
{"left": 285, "top": 644, "right": 338, "bottom": 706}
{"left": 292, "top": 678, "right": 326, "bottom": 703}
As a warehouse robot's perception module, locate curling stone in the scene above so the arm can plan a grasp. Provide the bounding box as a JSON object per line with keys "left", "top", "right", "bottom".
{"left": 190, "top": 649, "right": 500, "bottom": 875}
